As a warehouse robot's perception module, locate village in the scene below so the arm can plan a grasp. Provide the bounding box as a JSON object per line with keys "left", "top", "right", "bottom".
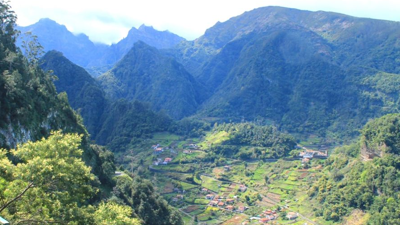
{"left": 143, "top": 136, "right": 326, "bottom": 224}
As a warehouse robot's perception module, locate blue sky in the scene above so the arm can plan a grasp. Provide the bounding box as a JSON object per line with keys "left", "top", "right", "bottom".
{"left": 11, "top": 0, "right": 400, "bottom": 45}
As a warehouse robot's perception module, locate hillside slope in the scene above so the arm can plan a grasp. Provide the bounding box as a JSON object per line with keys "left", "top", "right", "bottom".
{"left": 90, "top": 25, "right": 185, "bottom": 70}
{"left": 40, "top": 51, "right": 173, "bottom": 152}
{"left": 99, "top": 41, "right": 207, "bottom": 119}
{"left": 40, "top": 51, "right": 107, "bottom": 136}
{"left": 166, "top": 6, "right": 400, "bottom": 138}
{"left": 310, "top": 114, "right": 400, "bottom": 223}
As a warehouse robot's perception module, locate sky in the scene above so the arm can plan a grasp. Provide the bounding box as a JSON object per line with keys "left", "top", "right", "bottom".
{"left": 10, "top": 0, "right": 400, "bottom": 45}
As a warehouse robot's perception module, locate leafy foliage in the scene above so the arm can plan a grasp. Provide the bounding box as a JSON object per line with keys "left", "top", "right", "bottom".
{"left": 309, "top": 114, "right": 400, "bottom": 223}
{"left": 94, "top": 202, "right": 141, "bottom": 225}
{"left": 40, "top": 50, "right": 107, "bottom": 136}
{"left": 113, "top": 176, "right": 183, "bottom": 225}
{"left": 0, "top": 131, "right": 141, "bottom": 224}
{"left": 95, "top": 99, "right": 173, "bottom": 151}
{"left": 205, "top": 123, "right": 296, "bottom": 159}
{"left": 361, "top": 114, "right": 400, "bottom": 155}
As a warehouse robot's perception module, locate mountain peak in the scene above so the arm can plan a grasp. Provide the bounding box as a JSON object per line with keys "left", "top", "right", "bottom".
{"left": 38, "top": 18, "right": 57, "bottom": 24}
{"left": 35, "top": 18, "right": 67, "bottom": 29}
{"left": 138, "top": 24, "right": 155, "bottom": 31}
{"left": 99, "top": 40, "right": 204, "bottom": 119}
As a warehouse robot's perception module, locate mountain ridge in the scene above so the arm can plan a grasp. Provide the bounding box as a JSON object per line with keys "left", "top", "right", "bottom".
{"left": 164, "top": 6, "right": 400, "bottom": 138}
{"left": 40, "top": 50, "right": 174, "bottom": 152}
{"left": 17, "top": 18, "right": 186, "bottom": 76}
{"left": 98, "top": 41, "right": 206, "bottom": 120}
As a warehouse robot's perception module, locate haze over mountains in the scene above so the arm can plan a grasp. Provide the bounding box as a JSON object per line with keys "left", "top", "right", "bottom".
{"left": 17, "top": 18, "right": 185, "bottom": 76}
{"left": 18, "top": 6, "right": 400, "bottom": 141}
{"left": 5, "top": 4, "right": 400, "bottom": 224}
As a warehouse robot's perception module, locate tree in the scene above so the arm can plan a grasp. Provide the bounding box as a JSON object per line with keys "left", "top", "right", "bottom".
{"left": 0, "top": 0, "right": 18, "bottom": 52}
{"left": 0, "top": 131, "right": 96, "bottom": 224}
{"left": 113, "top": 177, "right": 183, "bottom": 225}
{"left": 94, "top": 202, "right": 141, "bottom": 225}
{"left": 20, "top": 32, "right": 44, "bottom": 67}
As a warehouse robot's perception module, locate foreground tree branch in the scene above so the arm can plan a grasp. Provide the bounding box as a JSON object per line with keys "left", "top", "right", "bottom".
{"left": 0, "top": 182, "right": 34, "bottom": 213}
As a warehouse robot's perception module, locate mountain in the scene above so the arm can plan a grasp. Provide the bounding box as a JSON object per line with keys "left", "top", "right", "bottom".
{"left": 17, "top": 18, "right": 108, "bottom": 68}
{"left": 40, "top": 51, "right": 173, "bottom": 152}
{"left": 99, "top": 41, "right": 206, "bottom": 119}
{"left": 309, "top": 114, "right": 400, "bottom": 223}
{"left": 165, "top": 6, "right": 400, "bottom": 138}
{"left": 89, "top": 25, "right": 185, "bottom": 71}
{"left": 17, "top": 19, "right": 185, "bottom": 76}
{"left": 0, "top": 15, "right": 116, "bottom": 191}
{"left": 168, "top": 6, "right": 400, "bottom": 75}
{"left": 19, "top": 7, "right": 400, "bottom": 140}
{"left": 40, "top": 51, "right": 107, "bottom": 136}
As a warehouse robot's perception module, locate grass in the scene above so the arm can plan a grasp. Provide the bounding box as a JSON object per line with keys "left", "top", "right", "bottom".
{"left": 153, "top": 132, "right": 181, "bottom": 140}
{"left": 201, "top": 175, "right": 222, "bottom": 192}
{"left": 174, "top": 151, "right": 206, "bottom": 162}
{"left": 197, "top": 206, "right": 220, "bottom": 221}
{"left": 252, "top": 165, "right": 268, "bottom": 181}
{"left": 221, "top": 214, "right": 248, "bottom": 225}
{"left": 194, "top": 198, "right": 210, "bottom": 205}
{"left": 180, "top": 213, "right": 193, "bottom": 225}
{"left": 143, "top": 134, "right": 332, "bottom": 224}
{"left": 151, "top": 132, "right": 181, "bottom": 146}
{"left": 189, "top": 208, "right": 205, "bottom": 216}
{"left": 179, "top": 181, "right": 198, "bottom": 190}
{"left": 199, "top": 131, "right": 230, "bottom": 148}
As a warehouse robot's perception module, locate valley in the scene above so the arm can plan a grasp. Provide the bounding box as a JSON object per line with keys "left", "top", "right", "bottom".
{"left": 111, "top": 125, "right": 333, "bottom": 224}
{"left": 2, "top": 1, "right": 400, "bottom": 224}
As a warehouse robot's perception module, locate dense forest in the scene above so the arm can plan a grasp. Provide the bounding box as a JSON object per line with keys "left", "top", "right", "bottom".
{"left": 206, "top": 123, "right": 297, "bottom": 160}
{"left": 309, "top": 114, "right": 400, "bottom": 224}
{"left": 4, "top": 1, "right": 400, "bottom": 224}
{"left": 0, "top": 2, "right": 183, "bottom": 224}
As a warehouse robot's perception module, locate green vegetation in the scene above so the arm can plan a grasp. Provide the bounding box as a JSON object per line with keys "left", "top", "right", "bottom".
{"left": 40, "top": 50, "right": 175, "bottom": 153}
{"left": 40, "top": 50, "right": 107, "bottom": 136}
{"left": 94, "top": 202, "right": 141, "bottom": 225}
{"left": 112, "top": 177, "right": 183, "bottom": 225}
{"left": 99, "top": 41, "right": 207, "bottom": 120}
{"left": 0, "top": 131, "right": 139, "bottom": 224}
{"left": 203, "top": 123, "right": 296, "bottom": 160}
{"left": 6, "top": 3, "right": 400, "bottom": 224}
{"left": 309, "top": 114, "right": 400, "bottom": 224}
{"left": 0, "top": 3, "right": 183, "bottom": 224}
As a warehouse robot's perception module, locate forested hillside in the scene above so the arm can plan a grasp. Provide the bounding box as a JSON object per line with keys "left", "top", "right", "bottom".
{"left": 99, "top": 41, "right": 206, "bottom": 119}
{"left": 90, "top": 25, "right": 185, "bottom": 74}
{"left": 166, "top": 6, "right": 400, "bottom": 139}
{"left": 40, "top": 50, "right": 107, "bottom": 136}
{"left": 309, "top": 114, "right": 400, "bottom": 223}
{"left": 0, "top": 2, "right": 183, "bottom": 224}
{"left": 19, "top": 6, "right": 400, "bottom": 141}
{"left": 204, "top": 123, "right": 296, "bottom": 160}
{"left": 40, "top": 51, "right": 174, "bottom": 152}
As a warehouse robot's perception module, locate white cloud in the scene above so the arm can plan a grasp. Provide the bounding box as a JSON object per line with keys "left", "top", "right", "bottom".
{"left": 10, "top": 0, "right": 400, "bottom": 44}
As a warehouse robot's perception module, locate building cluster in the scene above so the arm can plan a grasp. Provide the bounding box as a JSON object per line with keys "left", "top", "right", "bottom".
{"left": 151, "top": 144, "right": 175, "bottom": 165}
{"left": 202, "top": 184, "right": 249, "bottom": 213}
{"left": 299, "top": 149, "right": 328, "bottom": 163}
